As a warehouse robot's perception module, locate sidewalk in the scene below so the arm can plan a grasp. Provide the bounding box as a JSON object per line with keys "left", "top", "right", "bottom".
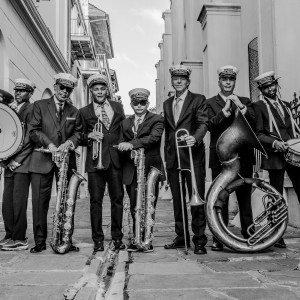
{"left": 1, "top": 192, "right": 300, "bottom": 299}
{"left": 125, "top": 198, "right": 300, "bottom": 300}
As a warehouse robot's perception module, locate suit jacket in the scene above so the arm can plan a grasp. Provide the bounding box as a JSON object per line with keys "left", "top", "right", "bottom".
{"left": 4, "top": 101, "right": 34, "bottom": 177}
{"left": 119, "top": 111, "right": 165, "bottom": 185}
{"left": 206, "top": 94, "right": 256, "bottom": 169}
{"left": 163, "top": 91, "right": 208, "bottom": 170}
{"left": 29, "top": 97, "right": 82, "bottom": 174}
{"left": 78, "top": 100, "right": 125, "bottom": 172}
{"left": 253, "top": 98, "right": 295, "bottom": 170}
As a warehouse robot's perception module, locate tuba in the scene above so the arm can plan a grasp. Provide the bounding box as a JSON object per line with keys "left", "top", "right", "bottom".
{"left": 131, "top": 148, "right": 162, "bottom": 251}
{"left": 206, "top": 109, "right": 288, "bottom": 252}
{"left": 34, "top": 148, "right": 86, "bottom": 254}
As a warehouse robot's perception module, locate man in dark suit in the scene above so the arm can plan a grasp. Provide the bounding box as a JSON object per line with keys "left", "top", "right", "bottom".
{"left": 29, "top": 73, "right": 82, "bottom": 253}
{"left": 118, "top": 88, "right": 165, "bottom": 253}
{"left": 253, "top": 71, "right": 300, "bottom": 248}
{"left": 0, "top": 79, "right": 35, "bottom": 250}
{"left": 77, "top": 74, "right": 125, "bottom": 252}
{"left": 163, "top": 65, "right": 208, "bottom": 255}
{"left": 206, "top": 65, "right": 256, "bottom": 251}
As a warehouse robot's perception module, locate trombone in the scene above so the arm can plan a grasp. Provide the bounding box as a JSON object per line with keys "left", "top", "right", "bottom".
{"left": 92, "top": 117, "right": 105, "bottom": 170}
{"left": 175, "top": 128, "right": 206, "bottom": 254}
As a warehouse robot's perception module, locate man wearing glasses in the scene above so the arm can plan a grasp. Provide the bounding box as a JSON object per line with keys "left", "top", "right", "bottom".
{"left": 118, "top": 88, "right": 165, "bottom": 253}
{"left": 77, "top": 74, "right": 125, "bottom": 252}
{"left": 28, "top": 73, "right": 82, "bottom": 253}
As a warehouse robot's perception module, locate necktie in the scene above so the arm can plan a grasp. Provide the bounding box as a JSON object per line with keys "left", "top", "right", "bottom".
{"left": 174, "top": 98, "right": 182, "bottom": 124}
{"left": 57, "top": 103, "right": 63, "bottom": 122}
{"left": 273, "top": 102, "right": 285, "bottom": 123}
{"left": 134, "top": 117, "right": 141, "bottom": 138}
{"left": 100, "top": 104, "right": 110, "bottom": 129}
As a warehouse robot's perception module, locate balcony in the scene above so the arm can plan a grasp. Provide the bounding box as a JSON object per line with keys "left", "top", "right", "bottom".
{"left": 71, "top": 18, "right": 96, "bottom": 60}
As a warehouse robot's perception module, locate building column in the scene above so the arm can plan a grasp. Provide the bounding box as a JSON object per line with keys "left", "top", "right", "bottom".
{"left": 198, "top": 3, "right": 242, "bottom": 98}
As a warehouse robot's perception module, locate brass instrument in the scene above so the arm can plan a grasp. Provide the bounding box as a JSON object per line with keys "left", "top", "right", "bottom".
{"left": 175, "top": 128, "right": 205, "bottom": 254}
{"left": 93, "top": 117, "right": 105, "bottom": 170}
{"left": 206, "top": 109, "right": 288, "bottom": 252}
{"left": 131, "top": 148, "right": 162, "bottom": 251}
{"left": 34, "top": 148, "right": 86, "bottom": 254}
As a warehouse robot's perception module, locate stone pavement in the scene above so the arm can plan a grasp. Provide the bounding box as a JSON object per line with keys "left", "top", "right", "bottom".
{"left": 1, "top": 189, "right": 300, "bottom": 300}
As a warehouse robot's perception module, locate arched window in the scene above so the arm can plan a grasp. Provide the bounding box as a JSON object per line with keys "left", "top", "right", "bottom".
{"left": 41, "top": 88, "right": 53, "bottom": 99}
{"left": 248, "top": 37, "right": 260, "bottom": 102}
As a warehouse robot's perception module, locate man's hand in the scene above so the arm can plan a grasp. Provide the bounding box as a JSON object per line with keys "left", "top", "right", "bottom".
{"left": 7, "top": 160, "right": 21, "bottom": 171}
{"left": 227, "top": 95, "right": 245, "bottom": 110}
{"left": 88, "top": 132, "right": 103, "bottom": 143}
{"left": 184, "top": 135, "right": 196, "bottom": 147}
{"left": 118, "top": 142, "right": 133, "bottom": 151}
{"left": 57, "top": 140, "right": 72, "bottom": 155}
{"left": 48, "top": 143, "right": 59, "bottom": 153}
{"left": 223, "top": 98, "right": 232, "bottom": 114}
{"left": 273, "top": 140, "right": 289, "bottom": 152}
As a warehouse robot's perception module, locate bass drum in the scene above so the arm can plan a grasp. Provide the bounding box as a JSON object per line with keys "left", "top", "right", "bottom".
{"left": 0, "top": 102, "right": 24, "bottom": 161}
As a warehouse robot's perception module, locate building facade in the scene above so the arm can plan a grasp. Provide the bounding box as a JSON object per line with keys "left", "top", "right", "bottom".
{"left": 0, "top": 0, "right": 118, "bottom": 198}
{"left": 156, "top": 0, "right": 300, "bottom": 226}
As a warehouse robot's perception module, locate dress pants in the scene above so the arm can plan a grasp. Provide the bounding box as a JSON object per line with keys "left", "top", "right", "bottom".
{"left": 167, "top": 165, "right": 207, "bottom": 246}
{"left": 268, "top": 162, "right": 300, "bottom": 202}
{"left": 30, "top": 164, "right": 74, "bottom": 245}
{"left": 2, "top": 173, "right": 30, "bottom": 240}
{"left": 211, "top": 165, "right": 253, "bottom": 239}
{"left": 125, "top": 170, "right": 159, "bottom": 236}
{"left": 88, "top": 164, "right": 124, "bottom": 244}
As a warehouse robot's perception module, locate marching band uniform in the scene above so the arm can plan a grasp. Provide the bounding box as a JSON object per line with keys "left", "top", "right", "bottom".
{"left": 29, "top": 73, "right": 82, "bottom": 253}
{"left": 0, "top": 79, "right": 35, "bottom": 250}
{"left": 163, "top": 65, "right": 208, "bottom": 254}
{"left": 206, "top": 66, "right": 256, "bottom": 251}
{"left": 253, "top": 71, "right": 300, "bottom": 248}
{"left": 77, "top": 74, "right": 125, "bottom": 252}
{"left": 118, "top": 88, "right": 165, "bottom": 252}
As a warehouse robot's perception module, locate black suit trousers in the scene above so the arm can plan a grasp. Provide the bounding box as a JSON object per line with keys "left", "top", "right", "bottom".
{"left": 211, "top": 165, "right": 253, "bottom": 239}
{"left": 268, "top": 163, "right": 300, "bottom": 203}
{"left": 167, "top": 165, "right": 207, "bottom": 246}
{"left": 2, "top": 173, "right": 30, "bottom": 240}
{"left": 30, "top": 164, "right": 74, "bottom": 245}
{"left": 125, "top": 169, "right": 159, "bottom": 235}
{"left": 88, "top": 165, "right": 124, "bottom": 244}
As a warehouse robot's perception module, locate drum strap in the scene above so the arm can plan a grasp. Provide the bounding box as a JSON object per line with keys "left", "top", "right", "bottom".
{"left": 282, "top": 103, "right": 300, "bottom": 138}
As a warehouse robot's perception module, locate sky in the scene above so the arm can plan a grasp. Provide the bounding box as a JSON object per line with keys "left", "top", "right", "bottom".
{"left": 89, "top": 0, "right": 170, "bottom": 114}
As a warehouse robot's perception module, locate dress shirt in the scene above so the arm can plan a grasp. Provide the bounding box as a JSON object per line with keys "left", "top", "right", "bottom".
{"left": 93, "top": 100, "right": 114, "bottom": 123}
{"left": 16, "top": 102, "right": 25, "bottom": 113}
{"left": 219, "top": 93, "right": 247, "bottom": 117}
{"left": 173, "top": 89, "right": 188, "bottom": 122}
{"left": 54, "top": 96, "right": 65, "bottom": 111}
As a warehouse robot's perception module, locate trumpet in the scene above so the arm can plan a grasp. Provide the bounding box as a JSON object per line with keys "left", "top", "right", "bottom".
{"left": 92, "top": 117, "right": 105, "bottom": 170}
{"left": 175, "top": 129, "right": 206, "bottom": 255}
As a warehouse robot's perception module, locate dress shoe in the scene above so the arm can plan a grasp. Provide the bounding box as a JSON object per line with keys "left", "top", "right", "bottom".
{"left": 94, "top": 242, "right": 104, "bottom": 252}
{"left": 30, "top": 244, "right": 46, "bottom": 253}
{"left": 164, "top": 240, "right": 190, "bottom": 250}
{"left": 69, "top": 244, "right": 80, "bottom": 252}
{"left": 274, "top": 238, "right": 286, "bottom": 249}
{"left": 194, "top": 244, "right": 207, "bottom": 255}
{"left": 111, "top": 240, "right": 125, "bottom": 251}
{"left": 127, "top": 243, "right": 139, "bottom": 252}
{"left": 141, "top": 245, "right": 154, "bottom": 253}
{"left": 211, "top": 240, "right": 223, "bottom": 251}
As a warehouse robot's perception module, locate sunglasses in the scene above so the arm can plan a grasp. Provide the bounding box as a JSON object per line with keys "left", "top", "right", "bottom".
{"left": 131, "top": 100, "right": 148, "bottom": 106}
{"left": 58, "top": 84, "right": 73, "bottom": 93}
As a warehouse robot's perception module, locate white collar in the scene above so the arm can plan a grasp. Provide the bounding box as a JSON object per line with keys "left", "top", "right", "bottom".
{"left": 174, "top": 89, "right": 188, "bottom": 101}
{"left": 134, "top": 112, "right": 147, "bottom": 123}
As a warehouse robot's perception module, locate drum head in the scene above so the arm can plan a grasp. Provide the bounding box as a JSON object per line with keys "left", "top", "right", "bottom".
{"left": 0, "top": 103, "right": 24, "bottom": 160}
{"left": 287, "top": 139, "right": 300, "bottom": 153}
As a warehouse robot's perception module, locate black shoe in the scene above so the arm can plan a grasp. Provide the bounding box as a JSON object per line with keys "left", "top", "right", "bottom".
{"left": 194, "top": 244, "right": 207, "bottom": 255}
{"left": 127, "top": 243, "right": 139, "bottom": 252}
{"left": 274, "top": 238, "right": 286, "bottom": 249}
{"left": 164, "top": 239, "right": 190, "bottom": 250}
{"left": 69, "top": 244, "right": 80, "bottom": 252}
{"left": 30, "top": 244, "right": 46, "bottom": 253}
{"left": 94, "top": 242, "right": 104, "bottom": 252}
{"left": 141, "top": 245, "right": 154, "bottom": 253}
{"left": 211, "top": 240, "right": 223, "bottom": 251}
{"left": 112, "top": 240, "right": 125, "bottom": 251}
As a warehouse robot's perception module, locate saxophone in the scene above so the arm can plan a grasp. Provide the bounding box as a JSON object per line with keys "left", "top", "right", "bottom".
{"left": 131, "top": 148, "right": 162, "bottom": 251}
{"left": 34, "top": 148, "right": 87, "bottom": 254}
